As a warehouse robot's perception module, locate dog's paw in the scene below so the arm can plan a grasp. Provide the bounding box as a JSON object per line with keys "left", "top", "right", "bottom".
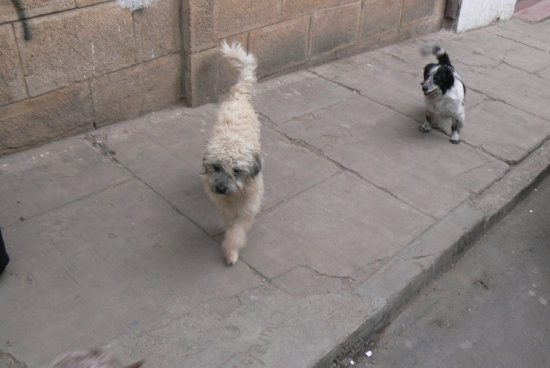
{"left": 450, "top": 131, "right": 460, "bottom": 144}
{"left": 225, "top": 250, "right": 239, "bottom": 265}
{"left": 419, "top": 122, "right": 432, "bottom": 133}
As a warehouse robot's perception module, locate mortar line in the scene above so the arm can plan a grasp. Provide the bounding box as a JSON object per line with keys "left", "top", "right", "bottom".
{"left": 307, "top": 68, "right": 425, "bottom": 124}
{"left": 494, "top": 31, "right": 550, "bottom": 54}
{"left": 81, "top": 135, "right": 218, "bottom": 244}
{"left": 2, "top": 177, "right": 134, "bottom": 230}
{"left": 262, "top": 115, "right": 437, "bottom": 221}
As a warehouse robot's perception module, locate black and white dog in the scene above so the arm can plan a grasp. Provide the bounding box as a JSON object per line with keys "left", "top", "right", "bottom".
{"left": 420, "top": 44, "right": 465, "bottom": 144}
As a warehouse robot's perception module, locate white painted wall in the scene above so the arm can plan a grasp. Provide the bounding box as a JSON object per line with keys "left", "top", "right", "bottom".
{"left": 456, "top": 0, "right": 517, "bottom": 32}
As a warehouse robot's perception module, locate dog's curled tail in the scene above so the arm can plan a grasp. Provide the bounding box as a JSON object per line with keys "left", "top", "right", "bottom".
{"left": 421, "top": 43, "right": 451, "bottom": 66}
{"left": 220, "top": 40, "right": 257, "bottom": 99}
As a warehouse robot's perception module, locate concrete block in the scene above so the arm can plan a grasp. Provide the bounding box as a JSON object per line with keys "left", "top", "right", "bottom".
{"left": 214, "top": 0, "right": 281, "bottom": 38}
{"left": 184, "top": 47, "right": 219, "bottom": 106}
{"left": 463, "top": 100, "right": 550, "bottom": 165}
{"left": 139, "top": 54, "right": 183, "bottom": 113}
{"left": 92, "top": 54, "right": 182, "bottom": 126}
{"left": 311, "top": 50, "right": 423, "bottom": 121}
{"left": 254, "top": 71, "right": 355, "bottom": 124}
{"left": 473, "top": 140, "right": 550, "bottom": 226}
{"left": 0, "top": 179, "right": 261, "bottom": 367}
{"left": 0, "top": 83, "right": 94, "bottom": 155}
{"left": 0, "top": 136, "right": 131, "bottom": 227}
{"left": 0, "top": 24, "right": 26, "bottom": 106}
{"left": 182, "top": 0, "right": 217, "bottom": 53}
{"left": 249, "top": 16, "right": 309, "bottom": 78}
{"left": 76, "top": 0, "right": 109, "bottom": 6}
{"left": 245, "top": 172, "right": 433, "bottom": 278}
{"left": 91, "top": 66, "right": 143, "bottom": 125}
{"left": 134, "top": 0, "right": 181, "bottom": 62}
{"left": 279, "top": 96, "right": 508, "bottom": 219}
{"left": 16, "top": 2, "right": 136, "bottom": 97}
{"left": 310, "top": 3, "right": 361, "bottom": 56}
{"left": 100, "top": 106, "right": 339, "bottom": 236}
{"left": 282, "top": 0, "right": 357, "bottom": 19}
{"left": 0, "top": 0, "right": 74, "bottom": 23}
{"left": 456, "top": 55, "right": 550, "bottom": 123}
{"left": 402, "top": 0, "right": 436, "bottom": 23}
{"left": 360, "top": 0, "right": 402, "bottom": 38}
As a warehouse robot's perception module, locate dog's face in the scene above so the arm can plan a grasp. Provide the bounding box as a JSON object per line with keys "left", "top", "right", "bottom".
{"left": 202, "top": 146, "right": 262, "bottom": 195}
{"left": 421, "top": 64, "right": 455, "bottom": 96}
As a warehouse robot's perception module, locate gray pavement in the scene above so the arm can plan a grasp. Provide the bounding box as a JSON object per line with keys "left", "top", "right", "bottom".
{"left": 352, "top": 167, "right": 550, "bottom": 368}
{"left": 1, "top": 18, "right": 550, "bottom": 368}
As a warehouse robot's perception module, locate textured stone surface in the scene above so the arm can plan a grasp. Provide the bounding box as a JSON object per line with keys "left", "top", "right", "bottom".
{"left": 184, "top": 47, "right": 220, "bottom": 106}
{"left": 0, "top": 137, "right": 131, "bottom": 227}
{"left": 249, "top": 16, "right": 309, "bottom": 78}
{"left": 282, "top": 0, "right": 358, "bottom": 18}
{"left": 76, "top": 0, "right": 110, "bottom": 6}
{"left": 402, "top": 0, "right": 436, "bottom": 23}
{"left": 134, "top": 0, "right": 181, "bottom": 62}
{"left": 310, "top": 3, "right": 361, "bottom": 56}
{"left": 279, "top": 96, "right": 509, "bottom": 218}
{"left": 0, "top": 84, "right": 93, "bottom": 154}
{"left": 100, "top": 107, "right": 339, "bottom": 236}
{"left": 245, "top": 172, "right": 434, "bottom": 278}
{"left": 1, "top": 20, "right": 550, "bottom": 368}
{"left": 361, "top": 0, "right": 402, "bottom": 38}
{"left": 0, "top": 179, "right": 261, "bottom": 367}
{"left": 457, "top": 55, "right": 550, "bottom": 122}
{"left": 16, "top": 2, "right": 136, "bottom": 97}
{"left": 0, "top": 24, "right": 26, "bottom": 106}
{"left": 255, "top": 71, "right": 355, "bottom": 124}
{"left": 0, "top": 0, "right": 74, "bottom": 23}
{"left": 183, "top": 0, "right": 217, "bottom": 52}
{"left": 214, "top": 0, "right": 281, "bottom": 38}
{"left": 463, "top": 100, "right": 550, "bottom": 164}
{"left": 92, "top": 54, "right": 182, "bottom": 126}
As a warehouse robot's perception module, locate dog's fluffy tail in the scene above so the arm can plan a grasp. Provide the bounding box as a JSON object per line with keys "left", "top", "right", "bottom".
{"left": 220, "top": 40, "right": 257, "bottom": 99}
{"left": 421, "top": 43, "right": 451, "bottom": 66}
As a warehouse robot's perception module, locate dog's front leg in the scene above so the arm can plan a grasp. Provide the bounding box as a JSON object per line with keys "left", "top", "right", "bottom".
{"left": 221, "top": 214, "right": 255, "bottom": 265}
{"left": 419, "top": 112, "right": 433, "bottom": 133}
{"left": 450, "top": 116, "right": 463, "bottom": 144}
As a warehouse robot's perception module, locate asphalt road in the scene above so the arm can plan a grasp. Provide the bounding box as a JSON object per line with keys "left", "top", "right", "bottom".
{"left": 352, "top": 173, "right": 550, "bottom": 368}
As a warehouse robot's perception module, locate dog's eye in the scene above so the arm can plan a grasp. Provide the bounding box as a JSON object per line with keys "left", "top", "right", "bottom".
{"left": 212, "top": 164, "right": 222, "bottom": 172}
{"left": 232, "top": 168, "right": 243, "bottom": 176}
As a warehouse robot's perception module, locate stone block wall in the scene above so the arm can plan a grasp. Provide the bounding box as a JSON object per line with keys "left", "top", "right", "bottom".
{"left": 183, "top": 0, "right": 446, "bottom": 106}
{"left": 0, "top": 0, "right": 182, "bottom": 154}
{"left": 1, "top": 0, "right": 446, "bottom": 154}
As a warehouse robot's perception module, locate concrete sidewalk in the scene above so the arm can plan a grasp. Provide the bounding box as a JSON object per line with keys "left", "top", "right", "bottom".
{"left": 1, "top": 18, "right": 550, "bottom": 368}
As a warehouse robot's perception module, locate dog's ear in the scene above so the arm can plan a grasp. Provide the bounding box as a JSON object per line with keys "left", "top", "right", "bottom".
{"left": 436, "top": 67, "right": 455, "bottom": 95}
{"left": 249, "top": 153, "right": 262, "bottom": 178}
{"left": 423, "top": 63, "right": 437, "bottom": 80}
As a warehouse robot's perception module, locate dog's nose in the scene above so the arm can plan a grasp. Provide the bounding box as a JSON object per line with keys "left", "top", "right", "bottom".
{"left": 215, "top": 183, "right": 228, "bottom": 194}
{"left": 421, "top": 83, "right": 428, "bottom": 92}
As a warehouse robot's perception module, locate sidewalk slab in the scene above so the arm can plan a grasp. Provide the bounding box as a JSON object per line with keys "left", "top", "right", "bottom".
{"left": 1, "top": 179, "right": 261, "bottom": 367}
{"left": 278, "top": 96, "right": 509, "bottom": 219}
{"left": 245, "top": 172, "right": 434, "bottom": 279}
{"left": 515, "top": 0, "right": 550, "bottom": 22}
{"left": 0, "top": 138, "right": 130, "bottom": 227}
{"left": 255, "top": 70, "right": 357, "bottom": 125}
{"left": 0, "top": 18, "right": 549, "bottom": 368}
{"left": 464, "top": 100, "right": 550, "bottom": 164}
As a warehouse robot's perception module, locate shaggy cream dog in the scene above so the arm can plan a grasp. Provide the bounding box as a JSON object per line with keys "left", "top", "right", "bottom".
{"left": 201, "top": 41, "right": 263, "bottom": 265}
